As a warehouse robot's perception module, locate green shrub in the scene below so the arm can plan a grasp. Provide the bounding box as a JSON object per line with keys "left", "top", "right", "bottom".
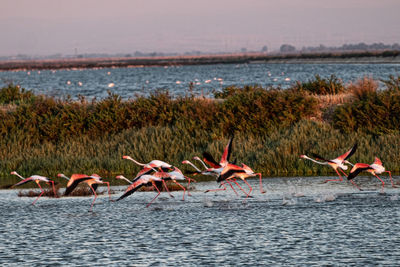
{"left": 293, "top": 74, "right": 345, "bottom": 95}
{"left": 0, "top": 84, "right": 35, "bottom": 104}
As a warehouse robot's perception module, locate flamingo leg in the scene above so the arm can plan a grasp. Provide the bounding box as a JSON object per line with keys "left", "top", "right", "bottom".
{"left": 32, "top": 182, "right": 44, "bottom": 205}
{"left": 162, "top": 180, "right": 174, "bottom": 198}
{"left": 324, "top": 169, "right": 343, "bottom": 183}
{"left": 232, "top": 179, "right": 250, "bottom": 197}
{"left": 338, "top": 168, "right": 348, "bottom": 178}
{"left": 385, "top": 171, "right": 397, "bottom": 188}
{"left": 205, "top": 182, "right": 227, "bottom": 193}
{"left": 349, "top": 179, "right": 363, "bottom": 191}
{"left": 89, "top": 185, "right": 97, "bottom": 211}
{"left": 184, "top": 176, "right": 196, "bottom": 196}
{"left": 373, "top": 174, "right": 385, "bottom": 191}
{"left": 242, "top": 179, "right": 253, "bottom": 200}
{"left": 257, "top": 173, "right": 266, "bottom": 193}
{"left": 146, "top": 181, "right": 161, "bottom": 207}
{"left": 173, "top": 181, "right": 186, "bottom": 201}
{"left": 103, "top": 182, "right": 112, "bottom": 201}
{"left": 225, "top": 179, "right": 239, "bottom": 196}
{"left": 49, "top": 181, "right": 58, "bottom": 198}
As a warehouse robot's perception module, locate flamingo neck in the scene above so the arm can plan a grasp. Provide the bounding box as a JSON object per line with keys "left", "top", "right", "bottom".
{"left": 303, "top": 155, "right": 328, "bottom": 165}
{"left": 12, "top": 172, "right": 25, "bottom": 180}
{"left": 126, "top": 157, "right": 145, "bottom": 166}
{"left": 59, "top": 174, "right": 70, "bottom": 181}
{"left": 194, "top": 158, "right": 209, "bottom": 170}
{"left": 185, "top": 160, "right": 202, "bottom": 172}
{"left": 118, "top": 176, "right": 132, "bottom": 184}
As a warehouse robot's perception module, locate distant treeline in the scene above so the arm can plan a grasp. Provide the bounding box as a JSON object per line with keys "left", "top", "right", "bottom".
{"left": 1, "top": 75, "right": 400, "bottom": 185}
{"left": 1, "top": 49, "right": 400, "bottom": 71}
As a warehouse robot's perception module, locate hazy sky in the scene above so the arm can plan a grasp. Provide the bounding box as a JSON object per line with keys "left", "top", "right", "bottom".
{"left": 1, "top": 0, "right": 400, "bottom": 56}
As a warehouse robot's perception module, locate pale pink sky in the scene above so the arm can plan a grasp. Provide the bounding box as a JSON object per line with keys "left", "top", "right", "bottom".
{"left": 1, "top": 0, "right": 399, "bottom": 56}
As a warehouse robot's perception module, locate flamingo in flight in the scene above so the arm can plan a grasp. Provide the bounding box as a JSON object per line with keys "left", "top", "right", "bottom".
{"left": 153, "top": 166, "right": 195, "bottom": 200}
{"left": 58, "top": 173, "right": 111, "bottom": 211}
{"left": 122, "top": 156, "right": 172, "bottom": 172}
{"left": 206, "top": 163, "right": 266, "bottom": 199}
{"left": 115, "top": 174, "right": 165, "bottom": 207}
{"left": 183, "top": 135, "right": 234, "bottom": 176}
{"left": 11, "top": 171, "right": 57, "bottom": 205}
{"left": 182, "top": 159, "right": 239, "bottom": 196}
{"left": 347, "top": 157, "right": 397, "bottom": 191}
{"left": 300, "top": 143, "right": 357, "bottom": 183}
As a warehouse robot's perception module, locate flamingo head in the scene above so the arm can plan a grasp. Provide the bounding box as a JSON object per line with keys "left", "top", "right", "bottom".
{"left": 115, "top": 175, "right": 125, "bottom": 180}
{"left": 10, "top": 171, "right": 17, "bottom": 175}
{"left": 182, "top": 160, "right": 190, "bottom": 164}
{"left": 193, "top": 156, "right": 201, "bottom": 161}
{"left": 122, "top": 155, "right": 132, "bottom": 160}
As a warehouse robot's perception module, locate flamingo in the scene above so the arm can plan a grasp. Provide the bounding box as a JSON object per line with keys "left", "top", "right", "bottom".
{"left": 300, "top": 143, "right": 357, "bottom": 183}
{"left": 122, "top": 156, "right": 172, "bottom": 172}
{"left": 208, "top": 163, "right": 266, "bottom": 199}
{"left": 116, "top": 171, "right": 175, "bottom": 199}
{"left": 153, "top": 167, "right": 195, "bottom": 200}
{"left": 182, "top": 159, "right": 239, "bottom": 195}
{"left": 200, "top": 135, "right": 234, "bottom": 169}
{"left": 58, "top": 173, "right": 111, "bottom": 211}
{"left": 11, "top": 171, "right": 57, "bottom": 205}
{"left": 115, "top": 174, "right": 164, "bottom": 207}
{"left": 347, "top": 157, "right": 397, "bottom": 191}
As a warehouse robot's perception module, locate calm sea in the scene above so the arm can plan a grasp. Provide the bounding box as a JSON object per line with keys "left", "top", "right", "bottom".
{"left": 1, "top": 63, "right": 400, "bottom": 99}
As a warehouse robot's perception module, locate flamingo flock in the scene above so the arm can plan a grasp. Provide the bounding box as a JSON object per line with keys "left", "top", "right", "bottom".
{"left": 6, "top": 137, "right": 399, "bottom": 210}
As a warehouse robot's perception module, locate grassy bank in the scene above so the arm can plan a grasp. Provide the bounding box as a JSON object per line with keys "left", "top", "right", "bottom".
{"left": 1, "top": 75, "right": 400, "bottom": 187}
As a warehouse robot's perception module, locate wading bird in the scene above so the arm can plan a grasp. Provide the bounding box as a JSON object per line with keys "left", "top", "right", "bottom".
{"left": 115, "top": 174, "right": 164, "bottom": 207}
{"left": 347, "top": 157, "right": 397, "bottom": 191}
{"left": 207, "top": 163, "right": 266, "bottom": 199}
{"left": 11, "top": 171, "right": 57, "bottom": 205}
{"left": 122, "top": 156, "right": 172, "bottom": 172}
{"left": 153, "top": 167, "right": 195, "bottom": 200}
{"left": 300, "top": 144, "right": 357, "bottom": 183}
{"left": 182, "top": 159, "right": 239, "bottom": 196}
{"left": 58, "top": 173, "right": 111, "bottom": 211}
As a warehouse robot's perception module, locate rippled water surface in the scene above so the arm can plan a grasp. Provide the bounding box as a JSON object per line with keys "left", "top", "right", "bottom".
{"left": 1, "top": 63, "right": 400, "bottom": 99}
{"left": 1, "top": 176, "right": 399, "bottom": 266}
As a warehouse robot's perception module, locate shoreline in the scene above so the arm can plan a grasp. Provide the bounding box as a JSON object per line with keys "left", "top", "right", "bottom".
{"left": 1, "top": 51, "right": 400, "bottom": 71}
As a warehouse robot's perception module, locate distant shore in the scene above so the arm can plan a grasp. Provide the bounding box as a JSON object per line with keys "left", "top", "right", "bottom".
{"left": 1, "top": 50, "right": 400, "bottom": 71}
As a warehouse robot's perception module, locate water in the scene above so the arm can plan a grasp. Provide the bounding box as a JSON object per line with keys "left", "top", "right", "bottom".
{"left": 1, "top": 63, "right": 400, "bottom": 99}
{"left": 1, "top": 176, "right": 399, "bottom": 265}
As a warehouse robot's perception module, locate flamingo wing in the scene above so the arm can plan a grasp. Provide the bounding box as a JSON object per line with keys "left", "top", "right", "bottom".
{"left": 310, "top": 153, "right": 334, "bottom": 163}
{"left": 133, "top": 167, "right": 153, "bottom": 181}
{"left": 373, "top": 157, "right": 383, "bottom": 166}
{"left": 337, "top": 143, "right": 358, "bottom": 162}
{"left": 220, "top": 135, "right": 234, "bottom": 166}
{"left": 64, "top": 177, "right": 92, "bottom": 195}
{"left": 13, "top": 177, "right": 34, "bottom": 187}
{"left": 91, "top": 183, "right": 98, "bottom": 192}
{"left": 347, "top": 163, "right": 374, "bottom": 180}
{"left": 202, "top": 152, "right": 221, "bottom": 169}
{"left": 116, "top": 180, "right": 146, "bottom": 201}
{"left": 217, "top": 168, "right": 246, "bottom": 182}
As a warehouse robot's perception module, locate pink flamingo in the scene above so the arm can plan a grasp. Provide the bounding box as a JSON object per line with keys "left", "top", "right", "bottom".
{"left": 115, "top": 174, "right": 164, "bottom": 207}
{"left": 58, "top": 173, "right": 111, "bottom": 211}
{"left": 300, "top": 143, "right": 357, "bottom": 183}
{"left": 11, "top": 171, "right": 57, "bottom": 205}
{"left": 347, "top": 157, "right": 397, "bottom": 191}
